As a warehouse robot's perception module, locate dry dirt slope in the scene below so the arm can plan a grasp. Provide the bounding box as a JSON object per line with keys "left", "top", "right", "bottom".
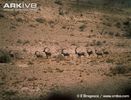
{"left": 0, "top": 0, "right": 131, "bottom": 100}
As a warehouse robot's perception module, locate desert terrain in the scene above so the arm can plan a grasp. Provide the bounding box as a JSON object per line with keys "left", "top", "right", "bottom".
{"left": 0, "top": 0, "right": 131, "bottom": 100}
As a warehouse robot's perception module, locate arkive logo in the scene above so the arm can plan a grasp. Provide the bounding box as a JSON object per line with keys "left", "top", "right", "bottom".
{"left": 2, "top": 2, "right": 38, "bottom": 11}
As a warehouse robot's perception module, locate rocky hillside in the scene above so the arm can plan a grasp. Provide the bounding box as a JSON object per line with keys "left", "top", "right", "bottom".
{"left": 0, "top": 0, "right": 131, "bottom": 100}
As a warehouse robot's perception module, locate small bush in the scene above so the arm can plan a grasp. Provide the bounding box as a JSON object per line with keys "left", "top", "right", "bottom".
{"left": 0, "top": 13, "right": 4, "bottom": 18}
{"left": 3, "top": 90, "right": 17, "bottom": 96}
{"left": 16, "top": 18, "right": 23, "bottom": 22}
{"left": 106, "top": 59, "right": 114, "bottom": 63}
{"left": 110, "top": 65, "right": 127, "bottom": 75}
{"left": 17, "top": 39, "right": 23, "bottom": 44}
{"left": 0, "top": 50, "right": 11, "bottom": 63}
{"left": 108, "top": 32, "right": 114, "bottom": 36}
{"left": 17, "top": 39, "right": 30, "bottom": 45}
{"left": 54, "top": 0, "right": 63, "bottom": 5}
{"left": 122, "top": 20, "right": 131, "bottom": 38}
{"left": 115, "top": 22, "right": 121, "bottom": 28}
{"left": 35, "top": 18, "right": 45, "bottom": 23}
{"left": 79, "top": 24, "right": 86, "bottom": 31}
{"left": 123, "top": 21, "right": 130, "bottom": 26}
{"left": 96, "top": 41, "right": 102, "bottom": 46}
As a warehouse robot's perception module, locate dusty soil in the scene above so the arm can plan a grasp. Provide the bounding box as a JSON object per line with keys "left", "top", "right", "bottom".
{"left": 0, "top": 0, "right": 131, "bottom": 100}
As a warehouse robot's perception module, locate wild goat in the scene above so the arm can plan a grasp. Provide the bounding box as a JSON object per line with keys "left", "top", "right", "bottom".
{"left": 43, "top": 47, "right": 51, "bottom": 59}
{"left": 86, "top": 48, "right": 93, "bottom": 56}
{"left": 95, "top": 49, "right": 103, "bottom": 57}
{"left": 61, "top": 49, "right": 70, "bottom": 57}
{"left": 75, "top": 47, "right": 85, "bottom": 57}
{"left": 35, "top": 51, "right": 43, "bottom": 58}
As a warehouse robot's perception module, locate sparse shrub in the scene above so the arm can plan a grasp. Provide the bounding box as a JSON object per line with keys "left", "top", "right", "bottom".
{"left": 122, "top": 20, "right": 131, "bottom": 38}
{"left": 115, "top": 22, "right": 121, "bottom": 28}
{"left": 105, "top": 23, "right": 112, "bottom": 27}
{"left": 0, "top": 80, "right": 4, "bottom": 85}
{"left": 125, "top": 26, "right": 131, "bottom": 38}
{"left": 10, "top": 11, "right": 19, "bottom": 16}
{"left": 108, "top": 32, "right": 114, "bottom": 36}
{"left": 96, "top": 41, "right": 102, "bottom": 46}
{"left": 123, "top": 27, "right": 131, "bottom": 38}
{"left": 62, "top": 26, "right": 66, "bottom": 29}
{"left": 23, "top": 40, "right": 30, "bottom": 45}
{"left": 59, "top": 7, "right": 64, "bottom": 16}
{"left": 114, "top": 32, "right": 120, "bottom": 37}
{"left": 79, "top": 24, "right": 86, "bottom": 31}
{"left": 110, "top": 65, "right": 127, "bottom": 75}
{"left": 35, "top": 18, "right": 45, "bottom": 23}
{"left": 106, "top": 59, "right": 114, "bottom": 63}
{"left": 103, "top": 40, "right": 106, "bottom": 43}
{"left": 10, "top": 25, "right": 16, "bottom": 29}
{"left": 122, "top": 85, "right": 131, "bottom": 95}
{"left": 27, "top": 77, "right": 37, "bottom": 81}
{"left": 17, "top": 39, "right": 23, "bottom": 44}
{"left": 48, "top": 20, "right": 55, "bottom": 28}
{"left": 54, "top": 0, "right": 63, "bottom": 5}
{"left": 16, "top": 18, "right": 23, "bottom": 22}
{"left": 2, "top": 89, "right": 17, "bottom": 96}
{"left": 0, "top": 50, "right": 11, "bottom": 63}
{"left": 116, "top": 43, "right": 125, "bottom": 47}
{"left": 90, "top": 29, "right": 93, "bottom": 32}
{"left": 0, "top": 13, "right": 4, "bottom": 18}
{"left": 17, "top": 39, "right": 30, "bottom": 45}
{"left": 59, "top": 11, "right": 64, "bottom": 16}
{"left": 123, "top": 21, "right": 130, "bottom": 26}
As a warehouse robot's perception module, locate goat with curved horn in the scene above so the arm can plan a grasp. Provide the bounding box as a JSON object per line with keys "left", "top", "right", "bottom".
{"left": 75, "top": 47, "right": 85, "bottom": 57}
{"left": 35, "top": 51, "right": 43, "bottom": 58}
{"left": 43, "top": 47, "right": 51, "bottom": 59}
{"left": 61, "top": 48, "right": 70, "bottom": 57}
{"left": 86, "top": 48, "right": 93, "bottom": 56}
{"left": 95, "top": 49, "right": 103, "bottom": 58}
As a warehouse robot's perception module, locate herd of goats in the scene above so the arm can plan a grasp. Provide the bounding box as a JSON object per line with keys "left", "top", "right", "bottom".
{"left": 34, "top": 47, "right": 110, "bottom": 59}
{"left": 0, "top": 46, "right": 110, "bottom": 63}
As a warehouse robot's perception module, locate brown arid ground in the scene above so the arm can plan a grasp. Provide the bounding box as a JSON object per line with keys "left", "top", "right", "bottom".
{"left": 0, "top": 0, "right": 131, "bottom": 100}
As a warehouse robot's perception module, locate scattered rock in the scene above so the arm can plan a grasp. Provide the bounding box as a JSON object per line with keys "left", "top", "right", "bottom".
{"left": 27, "top": 77, "right": 37, "bottom": 81}
{"left": 56, "top": 54, "right": 65, "bottom": 61}
{"left": 55, "top": 68, "right": 64, "bottom": 73}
